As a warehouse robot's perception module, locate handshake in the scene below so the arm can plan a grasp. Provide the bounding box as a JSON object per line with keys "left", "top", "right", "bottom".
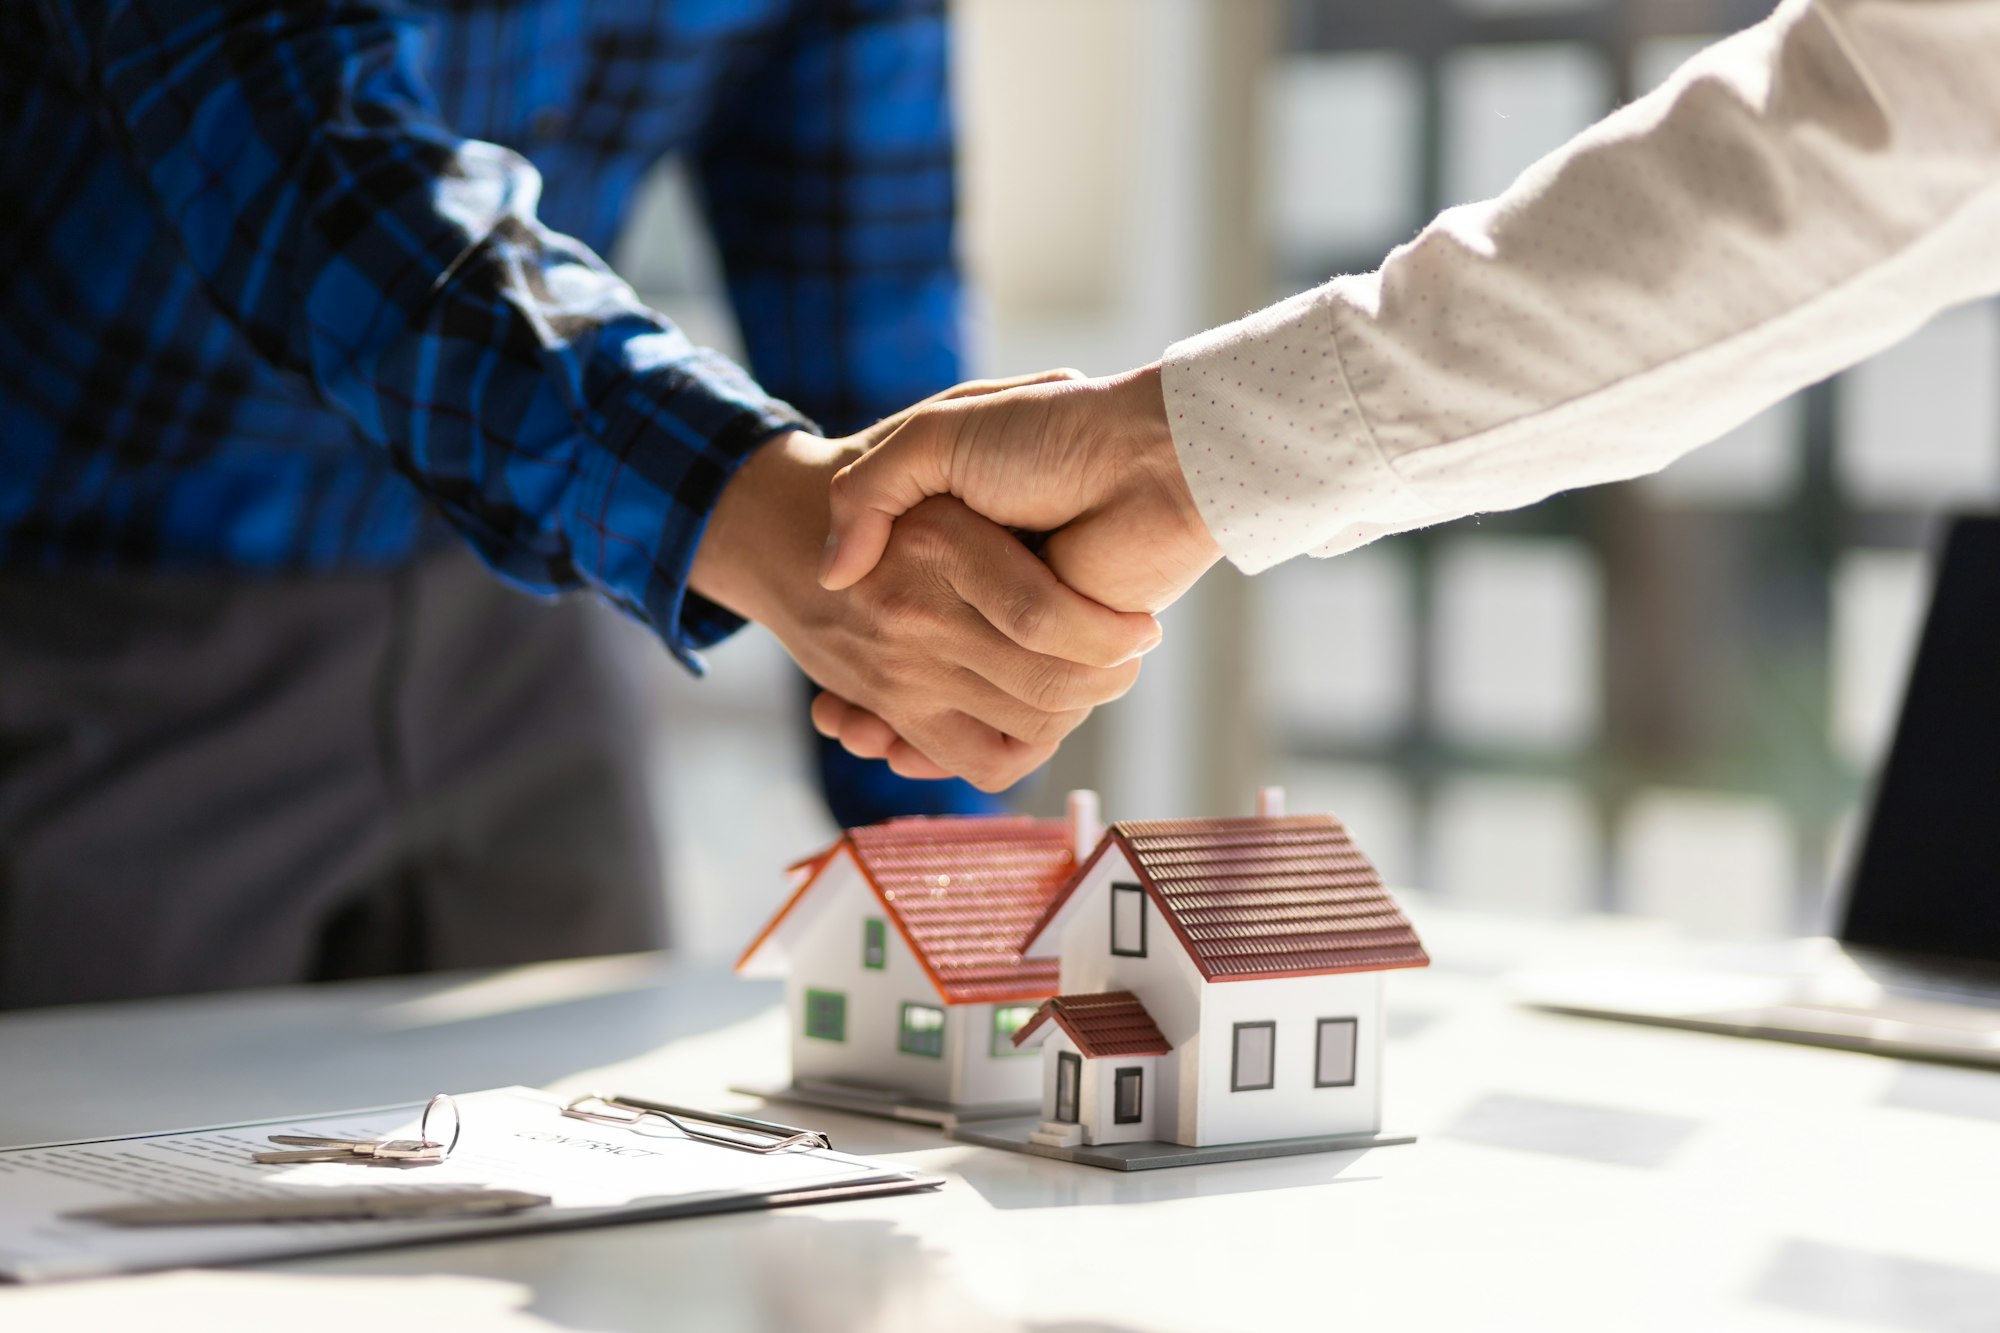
{"left": 690, "top": 364, "right": 1224, "bottom": 791}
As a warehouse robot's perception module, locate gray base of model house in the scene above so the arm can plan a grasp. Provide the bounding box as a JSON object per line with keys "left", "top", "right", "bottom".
{"left": 732, "top": 1080, "right": 1038, "bottom": 1132}
{"left": 949, "top": 1115, "right": 1417, "bottom": 1171}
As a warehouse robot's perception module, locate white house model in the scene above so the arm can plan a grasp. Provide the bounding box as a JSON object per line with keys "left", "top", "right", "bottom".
{"left": 1009, "top": 788, "right": 1429, "bottom": 1151}
{"left": 735, "top": 811, "right": 1081, "bottom": 1118}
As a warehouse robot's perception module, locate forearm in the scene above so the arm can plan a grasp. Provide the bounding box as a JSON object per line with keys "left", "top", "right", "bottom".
{"left": 690, "top": 431, "right": 856, "bottom": 632}
{"left": 39, "top": 0, "right": 808, "bottom": 662}
{"left": 1165, "top": 0, "right": 2000, "bottom": 571}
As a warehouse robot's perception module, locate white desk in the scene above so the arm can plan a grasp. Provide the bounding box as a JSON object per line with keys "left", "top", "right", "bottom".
{"left": 2, "top": 908, "right": 1997, "bottom": 1333}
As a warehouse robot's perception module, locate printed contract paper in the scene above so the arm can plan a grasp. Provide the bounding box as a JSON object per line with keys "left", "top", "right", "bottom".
{"left": 0, "top": 1087, "right": 927, "bottom": 1282}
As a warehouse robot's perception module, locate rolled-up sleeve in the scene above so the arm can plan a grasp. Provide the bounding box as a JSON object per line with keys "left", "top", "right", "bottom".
{"left": 38, "top": 0, "right": 813, "bottom": 665}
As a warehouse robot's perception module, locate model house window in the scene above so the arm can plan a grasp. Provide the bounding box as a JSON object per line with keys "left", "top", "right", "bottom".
{"left": 1314, "top": 1018, "right": 1359, "bottom": 1088}
{"left": 862, "top": 917, "right": 887, "bottom": 970}
{"left": 1110, "top": 882, "right": 1147, "bottom": 956}
{"left": 804, "top": 989, "right": 846, "bottom": 1043}
{"left": 1231, "top": 1021, "right": 1276, "bottom": 1091}
{"left": 991, "top": 1004, "right": 1038, "bottom": 1057}
{"left": 899, "top": 1002, "right": 945, "bottom": 1058}
{"left": 1113, "top": 1068, "right": 1144, "bottom": 1124}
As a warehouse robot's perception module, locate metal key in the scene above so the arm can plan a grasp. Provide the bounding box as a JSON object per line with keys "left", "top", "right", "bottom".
{"left": 249, "top": 1093, "right": 462, "bottom": 1166}
{"left": 253, "top": 1136, "right": 446, "bottom": 1165}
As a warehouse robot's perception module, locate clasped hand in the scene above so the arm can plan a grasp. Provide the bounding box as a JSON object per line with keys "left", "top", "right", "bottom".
{"left": 689, "top": 374, "right": 1167, "bottom": 791}
{"left": 805, "top": 364, "right": 1226, "bottom": 784}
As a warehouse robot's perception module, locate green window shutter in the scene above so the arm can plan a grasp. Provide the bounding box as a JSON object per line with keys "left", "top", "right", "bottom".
{"left": 804, "top": 989, "right": 847, "bottom": 1042}
{"left": 863, "top": 918, "right": 887, "bottom": 970}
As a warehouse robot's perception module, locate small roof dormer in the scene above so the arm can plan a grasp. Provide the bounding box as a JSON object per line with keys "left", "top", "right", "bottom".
{"left": 1011, "top": 991, "right": 1172, "bottom": 1056}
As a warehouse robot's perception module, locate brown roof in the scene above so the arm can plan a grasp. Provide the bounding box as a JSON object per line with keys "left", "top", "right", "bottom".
{"left": 1013, "top": 991, "right": 1171, "bottom": 1058}
{"left": 1029, "top": 814, "right": 1428, "bottom": 982}
{"left": 738, "top": 816, "right": 1071, "bottom": 1005}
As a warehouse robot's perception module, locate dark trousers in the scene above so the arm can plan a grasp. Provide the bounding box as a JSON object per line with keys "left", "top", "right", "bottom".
{"left": 0, "top": 546, "right": 665, "bottom": 1009}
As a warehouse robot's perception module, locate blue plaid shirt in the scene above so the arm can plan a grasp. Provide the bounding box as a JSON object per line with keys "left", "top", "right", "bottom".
{"left": 2, "top": 0, "right": 961, "bottom": 667}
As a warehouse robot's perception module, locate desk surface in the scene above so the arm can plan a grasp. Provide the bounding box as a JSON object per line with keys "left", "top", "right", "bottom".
{"left": 2, "top": 908, "right": 1997, "bottom": 1333}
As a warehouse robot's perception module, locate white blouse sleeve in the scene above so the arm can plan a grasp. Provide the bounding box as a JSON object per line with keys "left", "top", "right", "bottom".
{"left": 1163, "top": 0, "right": 2000, "bottom": 572}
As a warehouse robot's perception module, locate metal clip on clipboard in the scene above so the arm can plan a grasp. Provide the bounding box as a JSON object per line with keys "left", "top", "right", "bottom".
{"left": 561, "top": 1092, "right": 832, "bottom": 1154}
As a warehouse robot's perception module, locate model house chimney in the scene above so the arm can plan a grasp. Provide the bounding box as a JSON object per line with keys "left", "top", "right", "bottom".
{"left": 1255, "top": 786, "right": 1286, "bottom": 819}
{"left": 1067, "top": 789, "right": 1102, "bottom": 861}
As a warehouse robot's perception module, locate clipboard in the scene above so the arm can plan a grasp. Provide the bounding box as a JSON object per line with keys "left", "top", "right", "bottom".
{"left": 0, "top": 1087, "right": 939, "bottom": 1283}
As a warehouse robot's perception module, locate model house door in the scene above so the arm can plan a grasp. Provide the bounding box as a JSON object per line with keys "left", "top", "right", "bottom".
{"left": 1055, "top": 1051, "right": 1081, "bottom": 1123}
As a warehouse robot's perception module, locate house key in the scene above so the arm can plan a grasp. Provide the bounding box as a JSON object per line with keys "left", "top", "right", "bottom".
{"left": 248, "top": 1093, "right": 461, "bottom": 1166}
{"left": 253, "top": 1136, "right": 447, "bottom": 1165}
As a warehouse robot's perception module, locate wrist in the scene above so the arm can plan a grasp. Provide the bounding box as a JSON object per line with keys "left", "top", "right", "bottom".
{"left": 690, "top": 429, "right": 859, "bottom": 632}
{"left": 1102, "top": 362, "right": 1223, "bottom": 566}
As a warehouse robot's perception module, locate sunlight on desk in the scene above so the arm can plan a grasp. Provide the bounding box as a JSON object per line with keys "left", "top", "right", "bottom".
{"left": 2, "top": 908, "right": 1996, "bottom": 1331}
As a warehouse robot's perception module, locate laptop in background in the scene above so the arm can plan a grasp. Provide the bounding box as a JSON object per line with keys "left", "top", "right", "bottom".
{"left": 1517, "top": 513, "right": 2000, "bottom": 1066}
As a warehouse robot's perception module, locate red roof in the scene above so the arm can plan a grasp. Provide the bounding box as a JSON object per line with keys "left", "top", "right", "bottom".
{"left": 1013, "top": 991, "right": 1171, "bottom": 1058}
{"left": 738, "top": 816, "right": 1072, "bottom": 1005}
{"left": 1030, "top": 814, "right": 1428, "bottom": 982}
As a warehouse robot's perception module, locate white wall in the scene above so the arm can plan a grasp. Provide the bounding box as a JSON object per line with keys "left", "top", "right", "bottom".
{"left": 779, "top": 855, "right": 1043, "bottom": 1107}
{"left": 954, "top": 1001, "right": 1044, "bottom": 1108}
{"left": 1190, "top": 972, "right": 1384, "bottom": 1147}
{"left": 1031, "top": 1031, "right": 1160, "bottom": 1145}
{"left": 1050, "top": 846, "right": 1209, "bottom": 1142}
{"left": 1085, "top": 1052, "right": 1160, "bottom": 1145}
{"left": 782, "top": 856, "right": 954, "bottom": 1104}
{"left": 1053, "top": 848, "right": 1207, "bottom": 1040}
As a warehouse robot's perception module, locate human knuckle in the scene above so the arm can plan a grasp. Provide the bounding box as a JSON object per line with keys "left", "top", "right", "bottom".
{"left": 1053, "top": 705, "right": 1093, "bottom": 741}
{"left": 870, "top": 583, "right": 933, "bottom": 633}
{"left": 1008, "top": 709, "right": 1059, "bottom": 747}
{"left": 1018, "top": 656, "right": 1081, "bottom": 712}
{"left": 833, "top": 453, "right": 885, "bottom": 499}
{"left": 1022, "top": 706, "right": 1086, "bottom": 747}
{"left": 962, "top": 749, "right": 1012, "bottom": 792}
{"left": 1003, "top": 592, "right": 1052, "bottom": 648}
{"left": 994, "top": 745, "right": 1056, "bottom": 789}
{"left": 899, "top": 505, "right": 955, "bottom": 558}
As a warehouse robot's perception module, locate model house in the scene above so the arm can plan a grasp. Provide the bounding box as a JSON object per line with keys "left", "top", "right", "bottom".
{"left": 1009, "top": 787, "right": 1428, "bottom": 1153}
{"left": 735, "top": 803, "right": 1097, "bottom": 1119}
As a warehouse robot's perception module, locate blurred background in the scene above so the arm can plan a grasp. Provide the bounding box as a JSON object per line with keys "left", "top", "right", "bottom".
{"left": 611, "top": 0, "right": 2000, "bottom": 962}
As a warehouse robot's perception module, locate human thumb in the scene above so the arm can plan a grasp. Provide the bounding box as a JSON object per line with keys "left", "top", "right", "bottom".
{"left": 819, "top": 414, "right": 954, "bottom": 590}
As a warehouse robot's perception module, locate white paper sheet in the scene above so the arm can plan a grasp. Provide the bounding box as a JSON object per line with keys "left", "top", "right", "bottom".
{"left": 0, "top": 1087, "right": 923, "bottom": 1282}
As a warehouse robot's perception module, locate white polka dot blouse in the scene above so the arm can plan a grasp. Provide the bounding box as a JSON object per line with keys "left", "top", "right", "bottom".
{"left": 1162, "top": 0, "right": 2000, "bottom": 573}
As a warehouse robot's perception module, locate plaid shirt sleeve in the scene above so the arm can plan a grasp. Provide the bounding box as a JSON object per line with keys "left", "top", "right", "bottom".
{"left": 35, "top": 0, "right": 815, "bottom": 667}
{"left": 696, "top": 0, "right": 961, "bottom": 437}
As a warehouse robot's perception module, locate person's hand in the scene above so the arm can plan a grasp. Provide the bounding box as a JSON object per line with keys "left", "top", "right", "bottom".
{"left": 690, "top": 390, "right": 1162, "bottom": 791}
{"left": 804, "top": 363, "right": 1221, "bottom": 771}
{"left": 817, "top": 363, "right": 1223, "bottom": 615}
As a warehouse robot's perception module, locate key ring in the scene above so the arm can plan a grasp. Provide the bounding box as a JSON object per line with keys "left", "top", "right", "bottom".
{"left": 420, "top": 1092, "right": 463, "bottom": 1157}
